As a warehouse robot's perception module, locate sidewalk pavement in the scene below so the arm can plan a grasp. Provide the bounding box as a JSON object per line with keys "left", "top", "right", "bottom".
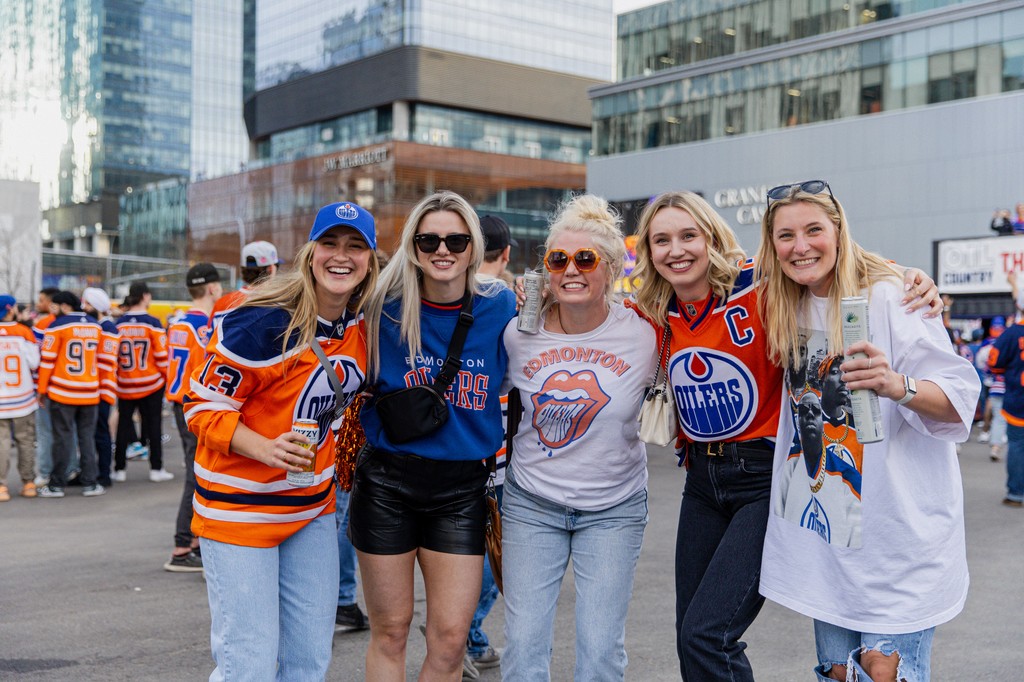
{"left": 1, "top": 417, "right": 1021, "bottom": 680}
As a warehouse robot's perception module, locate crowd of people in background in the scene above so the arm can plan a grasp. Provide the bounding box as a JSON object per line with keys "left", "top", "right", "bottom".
{"left": 990, "top": 202, "right": 1024, "bottom": 235}
{"left": 6, "top": 181, "right": 1022, "bottom": 682}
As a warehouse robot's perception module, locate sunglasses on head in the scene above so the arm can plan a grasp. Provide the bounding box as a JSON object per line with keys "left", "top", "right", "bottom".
{"left": 544, "top": 248, "right": 602, "bottom": 273}
{"left": 765, "top": 180, "right": 837, "bottom": 210}
{"left": 413, "top": 233, "right": 472, "bottom": 254}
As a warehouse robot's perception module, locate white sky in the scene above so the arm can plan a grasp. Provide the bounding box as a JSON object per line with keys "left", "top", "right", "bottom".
{"left": 613, "top": 0, "right": 662, "bottom": 13}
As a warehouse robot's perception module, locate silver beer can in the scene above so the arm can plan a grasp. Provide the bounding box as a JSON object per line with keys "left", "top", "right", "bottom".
{"left": 840, "top": 296, "right": 884, "bottom": 443}
{"left": 286, "top": 419, "right": 319, "bottom": 487}
{"left": 517, "top": 269, "right": 544, "bottom": 334}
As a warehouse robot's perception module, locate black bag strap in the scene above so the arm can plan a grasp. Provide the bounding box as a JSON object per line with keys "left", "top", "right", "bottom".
{"left": 504, "top": 388, "right": 522, "bottom": 465}
{"left": 432, "top": 292, "right": 475, "bottom": 391}
{"left": 310, "top": 339, "right": 346, "bottom": 418}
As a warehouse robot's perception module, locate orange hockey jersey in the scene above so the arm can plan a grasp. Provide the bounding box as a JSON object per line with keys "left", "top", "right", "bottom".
{"left": 38, "top": 313, "right": 112, "bottom": 406}
{"left": 165, "top": 309, "right": 211, "bottom": 404}
{"left": 0, "top": 322, "right": 41, "bottom": 418}
{"left": 115, "top": 312, "right": 168, "bottom": 399}
{"left": 186, "top": 305, "right": 367, "bottom": 547}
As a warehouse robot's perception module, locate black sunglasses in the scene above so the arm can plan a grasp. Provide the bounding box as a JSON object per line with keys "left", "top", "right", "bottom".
{"left": 413, "top": 233, "right": 472, "bottom": 254}
{"left": 765, "top": 180, "right": 837, "bottom": 211}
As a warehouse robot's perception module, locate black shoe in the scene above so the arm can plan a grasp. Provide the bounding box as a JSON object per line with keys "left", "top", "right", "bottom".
{"left": 335, "top": 603, "right": 369, "bottom": 632}
{"left": 163, "top": 551, "right": 204, "bottom": 572}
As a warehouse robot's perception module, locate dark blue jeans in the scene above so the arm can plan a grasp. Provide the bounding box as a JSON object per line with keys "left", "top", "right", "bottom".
{"left": 675, "top": 449, "right": 773, "bottom": 681}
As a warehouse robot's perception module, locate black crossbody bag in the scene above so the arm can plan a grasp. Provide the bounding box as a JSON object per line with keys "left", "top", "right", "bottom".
{"left": 374, "top": 294, "right": 474, "bottom": 444}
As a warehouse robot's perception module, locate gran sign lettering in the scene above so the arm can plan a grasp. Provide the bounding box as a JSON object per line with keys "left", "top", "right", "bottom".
{"left": 713, "top": 185, "right": 768, "bottom": 225}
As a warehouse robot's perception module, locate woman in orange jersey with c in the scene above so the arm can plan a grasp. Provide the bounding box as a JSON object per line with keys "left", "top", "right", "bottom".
{"left": 185, "top": 202, "right": 378, "bottom": 681}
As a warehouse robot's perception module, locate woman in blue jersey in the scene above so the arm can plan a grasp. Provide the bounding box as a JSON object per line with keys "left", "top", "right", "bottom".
{"left": 500, "top": 195, "right": 658, "bottom": 681}
{"left": 352, "top": 191, "right": 517, "bottom": 681}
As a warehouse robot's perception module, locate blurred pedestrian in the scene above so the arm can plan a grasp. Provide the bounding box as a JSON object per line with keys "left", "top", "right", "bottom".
{"left": 0, "top": 295, "right": 40, "bottom": 500}
{"left": 32, "top": 287, "right": 59, "bottom": 487}
{"left": 36, "top": 291, "right": 112, "bottom": 498}
{"left": 163, "top": 264, "right": 221, "bottom": 572}
{"left": 187, "top": 202, "right": 378, "bottom": 679}
{"left": 991, "top": 209, "right": 1014, "bottom": 236}
{"left": 81, "top": 287, "right": 118, "bottom": 487}
{"left": 112, "top": 282, "right": 172, "bottom": 483}
{"left": 987, "top": 313, "right": 1024, "bottom": 507}
{"left": 211, "top": 240, "right": 281, "bottom": 326}
{"left": 1014, "top": 203, "right": 1024, "bottom": 233}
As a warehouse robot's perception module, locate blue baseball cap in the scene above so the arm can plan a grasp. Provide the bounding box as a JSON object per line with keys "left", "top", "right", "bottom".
{"left": 0, "top": 295, "right": 16, "bottom": 316}
{"left": 309, "top": 202, "right": 376, "bottom": 250}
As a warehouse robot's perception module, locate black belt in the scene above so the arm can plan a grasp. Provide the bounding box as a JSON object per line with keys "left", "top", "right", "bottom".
{"left": 688, "top": 438, "right": 775, "bottom": 459}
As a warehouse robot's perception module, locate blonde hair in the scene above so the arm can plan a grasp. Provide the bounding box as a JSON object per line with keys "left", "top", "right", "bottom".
{"left": 755, "top": 189, "right": 901, "bottom": 367}
{"left": 631, "top": 191, "right": 745, "bottom": 326}
{"left": 241, "top": 238, "right": 379, "bottom": 360}
{"left": 364, "top": 191, "right": 487, "bottom": 378}
{"left": 545, "top": 194, "right": 625, "bottom": 309}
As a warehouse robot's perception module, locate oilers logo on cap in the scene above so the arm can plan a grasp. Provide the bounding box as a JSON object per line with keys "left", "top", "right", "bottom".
{"left": 669, "top": 347, "right": 757, "bottom": 440}
{"left": 336, "top": 204, "right": 359, "bottom": 221}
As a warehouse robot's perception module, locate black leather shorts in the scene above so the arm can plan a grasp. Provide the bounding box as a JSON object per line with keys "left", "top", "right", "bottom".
{"left": 348, "top": 445, "right": 489, "bottom": 556}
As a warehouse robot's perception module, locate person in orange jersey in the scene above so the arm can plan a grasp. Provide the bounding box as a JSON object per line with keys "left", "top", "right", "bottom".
{"left": 163, "top": 263, "right": 222, "bottom": 573}
{"left": 0, "top": 295, "right": 40, "bottom": 500}
{"left": 112, "top": 281, "right": 171, "bottom": 483}
{"left": 36, "top": 291, "right": 112, "bottom": 498}
{"left": 186, "top": 203, "right": 378, "bottom": 680}
{"left": 210, "top": 240, "right": 281, "bottom": 329}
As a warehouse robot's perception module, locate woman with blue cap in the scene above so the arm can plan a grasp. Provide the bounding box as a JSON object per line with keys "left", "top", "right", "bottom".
{"left": 186, "top": 202, "right": 379, "bottom": 680}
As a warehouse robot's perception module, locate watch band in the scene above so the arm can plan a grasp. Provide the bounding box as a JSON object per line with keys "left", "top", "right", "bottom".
{"left": 896, "top": 375, "right": 917, "bottom": 406}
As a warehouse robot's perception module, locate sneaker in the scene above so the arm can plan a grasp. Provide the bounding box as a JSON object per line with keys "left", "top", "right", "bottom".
{"left": 65, "top": 469, "right": 82, "bottom": 486}
{"left": 991, "top": 447, "right": 1004, "bottom": 462}
{"left": 37, "top": 485, "right": 65, "bottom": 498}
{"left": 462, "top": 655, "right": 480, "bottom": 680}
{"left": 164, "top": 551, "right": 204, "bottom": 573}
{"left": 21, "top": 482, "right": 37, "bottom": 498}
{"left": 468, "top": 646, "right": 501, "bottom": 669}
{"left": 335, "top": 604, "right": 369, "bottom": 632}
{"left": 82, "top": 484, "right": 106, "bottom": 497}
{"left": 33, "top": 475, "right": 49, "bottom": 487}
{"left": 0, "top": 486, "right": 9, "bottom": 502}
{"left": 1003, "top": 498, "right": 1024, "bottom": 508}
{"left": 126, "top": 442, "right": 150, "bottom": 460}
{"left": 149, "top": 468, "right": 174, "bottom": 482}
{"left": 978, "top": 430, "right": 991, "bottom": 443}
{"left": 111, "top": 470, "right": 127, "bottom": 483}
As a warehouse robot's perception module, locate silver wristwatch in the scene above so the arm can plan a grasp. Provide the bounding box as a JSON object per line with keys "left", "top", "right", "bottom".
{"left": 896, "top": 375, "right": 917, "bottom": 406}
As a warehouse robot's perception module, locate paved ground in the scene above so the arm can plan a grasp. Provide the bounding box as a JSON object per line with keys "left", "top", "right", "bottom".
{"left": 1, "top": 416, "right": 1021, "bottom": 680}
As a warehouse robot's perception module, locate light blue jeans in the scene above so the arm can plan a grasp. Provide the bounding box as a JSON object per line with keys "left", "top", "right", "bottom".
{"left": 35, "top": 403, "right": 52, "bottom": 478}
{"left": 201, "top": 513, "right": 339, "bottom": 682}
{"left": 814, "top": 620, "right": 935, "bottom": 682}
{"left": 501, "top": 471, "right": 647, "bottom": 682}
{"left": 336, "top": 490, "right": 358, "bottom": 606}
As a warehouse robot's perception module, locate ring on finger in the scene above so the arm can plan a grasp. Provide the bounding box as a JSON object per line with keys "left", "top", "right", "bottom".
{"left": 867, "top": 357, "right": 872, "bottom": 369}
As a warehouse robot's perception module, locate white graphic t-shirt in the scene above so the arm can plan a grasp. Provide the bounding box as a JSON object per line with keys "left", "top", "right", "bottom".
{"left": 503, "top": 303, "right": 657, "bottom": 511}
{"left": 760, "top": 282, "right": 979, "bottom": 634}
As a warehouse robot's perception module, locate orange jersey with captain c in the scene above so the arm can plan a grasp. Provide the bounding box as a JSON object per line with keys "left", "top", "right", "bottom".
{"left": 115, "top": 312, "right": 168, "bottom": 399}
{"left": 165, "top": 309, "right": 212, "bottom": 404}
{"left": 0, "top": 322, "right": 41, "bottom": 417}
{"left": 38, "top": 313, "right": 112, "bottom": 405}
{"left": 186, "top": 305, "right": 367, "bottom": 547}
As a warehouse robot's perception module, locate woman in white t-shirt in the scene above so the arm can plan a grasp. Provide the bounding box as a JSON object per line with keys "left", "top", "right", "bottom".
{"left": 500, "top": 195, "right": 657, "bottom": 681}
{"left": 754, "top": 181, "right": 980, "bottom": 682}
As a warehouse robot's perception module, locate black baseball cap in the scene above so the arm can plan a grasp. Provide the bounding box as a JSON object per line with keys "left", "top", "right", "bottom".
{"left": 480, "top": 215, "right": 518, "bottom": 251}
{"left": 186, "top": 262, "right": 220, "bottom": 286}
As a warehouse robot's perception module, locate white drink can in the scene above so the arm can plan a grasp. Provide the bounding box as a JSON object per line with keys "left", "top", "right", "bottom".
{"left": 840, "top": 296, "right": 884, "bottom": 443}
{"left": 286, "top": 419, "right": 319, "bottom": 487}
{"left": 517, "top": 269, "right": 544, "bottom": 334}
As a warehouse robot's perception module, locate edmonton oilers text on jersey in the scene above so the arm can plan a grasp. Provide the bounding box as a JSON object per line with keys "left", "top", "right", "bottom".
{"left": 669, "top": 347, "right": 757, "bottom": 440}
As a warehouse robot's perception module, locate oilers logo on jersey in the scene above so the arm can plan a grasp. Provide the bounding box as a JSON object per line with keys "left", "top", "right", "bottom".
{"left": 531, "top": 369, "right": 610, "bottom": 449}
{"left": 294, "top": 354, "right": 365, "bottom": 445}
{"left": 669, "top": 347, "right": 757, "bottom": 440}
{"left": 800, "top": 495, "right": 831, "bottom": 543}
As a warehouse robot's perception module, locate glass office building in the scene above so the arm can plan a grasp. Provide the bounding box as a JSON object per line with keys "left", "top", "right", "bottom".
{"left": 588, "top": 0, "right": 1024, "bottom": 316}
{"left": 188, "top": 0, "right": 611, "bottom": 269}
{"left": 256, "top": 0, "right": 613, "bottom": 88}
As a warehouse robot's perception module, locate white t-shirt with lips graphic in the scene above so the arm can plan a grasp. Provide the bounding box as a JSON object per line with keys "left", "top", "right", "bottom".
{"left": 503, "top": 303, "right": 657, "bottom": 511}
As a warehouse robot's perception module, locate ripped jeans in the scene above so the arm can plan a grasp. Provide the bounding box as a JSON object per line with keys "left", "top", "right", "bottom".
{"left": 813, "top": 620, "right": 935, "bottom": 682}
